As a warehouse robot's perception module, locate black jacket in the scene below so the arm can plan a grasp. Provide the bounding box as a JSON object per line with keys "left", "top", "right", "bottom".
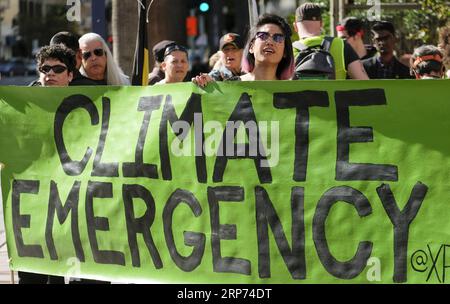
{"left": 362, "top": 55, "right": 413, "bottom": 79}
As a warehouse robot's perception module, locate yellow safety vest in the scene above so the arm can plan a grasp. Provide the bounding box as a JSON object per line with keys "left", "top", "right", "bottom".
{"left": 293, "top": 36, "right": 347, "bottom": 80}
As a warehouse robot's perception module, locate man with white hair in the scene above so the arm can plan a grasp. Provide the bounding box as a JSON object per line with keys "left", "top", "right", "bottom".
{"left": 79, "top": 33, "right": 130, "bottom": 85}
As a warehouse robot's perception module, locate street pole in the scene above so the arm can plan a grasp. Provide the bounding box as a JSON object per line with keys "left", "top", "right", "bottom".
{"left": 338, "top": 0, "right": 345, "bottom": 23}
{"left": 92, "top": 0, "right": 107, "bottom": 40}
{"left": 330, "top": 0, "right": 339, "bottom": 36}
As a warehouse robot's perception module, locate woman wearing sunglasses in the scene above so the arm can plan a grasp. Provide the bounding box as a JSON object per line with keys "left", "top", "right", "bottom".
{"left": 194, "top": 14, "right": 294, "bottom": 87}
{"left": 37, "top": 44, "right": 76, "bottom": 87}
{"left": 241, "top": 14, "right": 294, "bottom": 81}
{"left": 79, "top": 33, "right": 130, "bottom": 85}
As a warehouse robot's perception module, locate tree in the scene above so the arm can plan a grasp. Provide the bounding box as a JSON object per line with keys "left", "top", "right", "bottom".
{"left": 112, "top": 0, "right": 188, "bottom": 76}
{"left": 346, "top": 0, "right": 450, "bottom": 54}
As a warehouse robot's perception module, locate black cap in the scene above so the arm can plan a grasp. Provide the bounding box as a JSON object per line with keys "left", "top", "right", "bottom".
{"left": 152, "top": 40, "right": 176, "bottom": 63}
{"left": 295, "top": 3, "right": 322, "bottom": 22}
{"left": 219, "top": 33, "right": 244, "bottom": 50}
{"left": 163, "top": 44, "right": 188, "bottom": 58}
{"left": 50, "top": 31, "right": 80, "bottom": 53}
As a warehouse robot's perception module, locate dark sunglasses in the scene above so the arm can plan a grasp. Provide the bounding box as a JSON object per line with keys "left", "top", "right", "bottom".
{"left": 164, "top": 44, "right": 188, "bottom": 58}
{"left": 255, "top": 31, "right": 285, "bottom": 43}
{"left": 82, "top": 48, "right": 105, "bottom": 60}
{"left": 39, "top": 64, "right": 68, "bottom": 74}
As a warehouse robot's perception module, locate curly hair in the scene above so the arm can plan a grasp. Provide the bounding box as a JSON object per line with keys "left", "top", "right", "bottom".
{"left": 36, "top": 44, "right": 76, "bottom": 73}
{"left": 242, "top": 14, "right": 295, "bottom": 80}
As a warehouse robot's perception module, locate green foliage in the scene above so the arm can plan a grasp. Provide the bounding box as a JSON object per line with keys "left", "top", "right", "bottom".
{"left": 403, "top": 0, "right": 450, "bottom": 46}
{"left": 347, "top": 0, "right": 450, "bottom": 53}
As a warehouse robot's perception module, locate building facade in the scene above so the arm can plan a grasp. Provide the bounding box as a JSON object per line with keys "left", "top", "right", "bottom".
{"left": 0, "top": 0, "right": 19, "bottom": 60}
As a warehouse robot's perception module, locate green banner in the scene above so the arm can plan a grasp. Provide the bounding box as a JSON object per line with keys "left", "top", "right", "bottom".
{"left": 1, "top": 80, "right": 450, "bottom": 284}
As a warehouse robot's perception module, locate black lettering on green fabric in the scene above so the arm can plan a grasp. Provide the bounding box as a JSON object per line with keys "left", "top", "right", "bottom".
{"left": 273, "top": 91, "right": 329, "bottom": 181}
{"left": 163, "top": 189, "right": 205, "bottom": 272}
{"left": 207, "top": 186, "right": 251, "bottom": 275}
{"left": 255, "top": 186, "right": 306, "bottom": 279}
{"left": 54, "top": 95, "right": 99, "bottom": 176}
{"left": 122, "top": 184, "right": 162, "bottom": 268}
{"left": 46, "top": 180, "right": 84, "bottom": 262}
{"left": 122, "top": 95, "right": 163, "bottom": 178}
{"left": 313, "top": 186, "right": 373, "bottom": 279}
{"left": 376, "top": 182, "right": 428, "bottom": 283}
{"left": 335, "top": 89, "right": 398, "bottom": 181}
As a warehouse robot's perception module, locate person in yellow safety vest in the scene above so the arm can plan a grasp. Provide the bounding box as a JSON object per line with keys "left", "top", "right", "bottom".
{"left": 292, "top": 2, "right": 369, "bottom": 80}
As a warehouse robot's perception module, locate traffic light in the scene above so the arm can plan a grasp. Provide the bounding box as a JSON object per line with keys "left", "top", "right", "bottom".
{"left": 199, "top": 2, "right": 210, "bottom": 13}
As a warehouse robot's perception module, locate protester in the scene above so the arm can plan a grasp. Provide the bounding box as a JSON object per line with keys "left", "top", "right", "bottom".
{"left": 410, "top": 45, "right": 445, "bottom": 79}
{"left": 49, "top": 31, "right": 98, "bottom": 85}
{"left": 79, "top": 32, "right": 130, "bottom": 85}
{"left": 148, "top": 40, "right": 176, "bottom": 85}
{"left": 438, "top": 26, "right": 450, "bottom": 78}
{"left": 362, "top": 21, "right": 412, "bottom": 79}
{"left": 19, "top": 44, "right": 76, "bottom": 283}
{"left": 336, "top": 17, "right": 377, "bottom": 60}
{"left": 155, "top": 44, "right": 189, "bottom": 84}
{"left": 292, "top": 2, "right": 368, "bottom": 80}
{"left": 193, "top": 14, "right": 294, "bottom": 87}
{"left": 208, "top": 33, "right": 245, "bottom": 81}
{"left": 36, "top": 44, "right": 76, "bottom": 87}
{"left": 28, "top": 32, "right": 97, "bottom": 86}
{"left": 240, "top": 14, "right": 294, "bottom": 81}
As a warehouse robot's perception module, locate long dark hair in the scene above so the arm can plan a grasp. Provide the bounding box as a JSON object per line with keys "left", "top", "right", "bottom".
{"left": 242, "top": 14, "right": 294, "bottom": 80}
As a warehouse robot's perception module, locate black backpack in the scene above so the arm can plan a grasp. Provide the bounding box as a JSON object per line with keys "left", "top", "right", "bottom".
{"left": 293, "top": 36, "right": 336, "bottom": 80}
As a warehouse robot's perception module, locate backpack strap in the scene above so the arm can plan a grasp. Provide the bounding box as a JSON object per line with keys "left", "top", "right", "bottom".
{"left": 320, "top": 36, "right": 334, "bottom": 52}
{"left": 293, "top": 40, "right": 309, "bottom": 52}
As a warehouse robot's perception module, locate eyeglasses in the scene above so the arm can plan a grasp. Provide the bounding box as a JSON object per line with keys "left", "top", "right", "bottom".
{"left": 39, "top": 64, "right": 68, "bottom": 74}
{"left": 164, "top": 44, "right": 188, "bottom": 58}
{"left": 82, "top": 48, "right": 105, "bottom": 60}
{"left": 255, "top": 31, "right": 285, "bottom": 43}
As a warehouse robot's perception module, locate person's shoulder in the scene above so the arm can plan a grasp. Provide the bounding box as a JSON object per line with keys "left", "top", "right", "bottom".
{"left": 394, "top": 57, "right": 413, "bottom": 78}
{"left": 362, "top": 55, "right": 377, "bottom": 66}
{"left": 394, "top": 57, "right": 410, "bottom": 70}
{"left": 148, "top": 73, "right": 162, "bottom": 85}
{"left": 28, "top": 79, "right": 40, "bottom": 86}
{"left": 120, "top": 74, "right": 131, "bottom": 85}
{"left": 70, "top": 74, "right": 99, "bottom": 86}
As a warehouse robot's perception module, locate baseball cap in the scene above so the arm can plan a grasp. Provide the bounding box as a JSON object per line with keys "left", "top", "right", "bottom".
{"left": 219, "top": 33, "right": 244, "bottom": 50}
{"left": 295, "top": 3, "right": 322, "bottom": 22}
{"left": 153, "top": 40, "right": 176, "bottom": 63}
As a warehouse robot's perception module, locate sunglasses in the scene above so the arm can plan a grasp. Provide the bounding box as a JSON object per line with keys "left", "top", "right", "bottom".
{"left": 82, "top": 48, "right": 105, "bottom": 60}
{"left": 255, "top": 31, "right": 285, "bottom": 43}
{"left": 39, "top": 64, "right": 68, "bottom": 74}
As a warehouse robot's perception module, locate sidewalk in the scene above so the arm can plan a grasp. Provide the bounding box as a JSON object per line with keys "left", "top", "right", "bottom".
{"left": 0, "top": 189, "right": 17, "bottom": 284}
